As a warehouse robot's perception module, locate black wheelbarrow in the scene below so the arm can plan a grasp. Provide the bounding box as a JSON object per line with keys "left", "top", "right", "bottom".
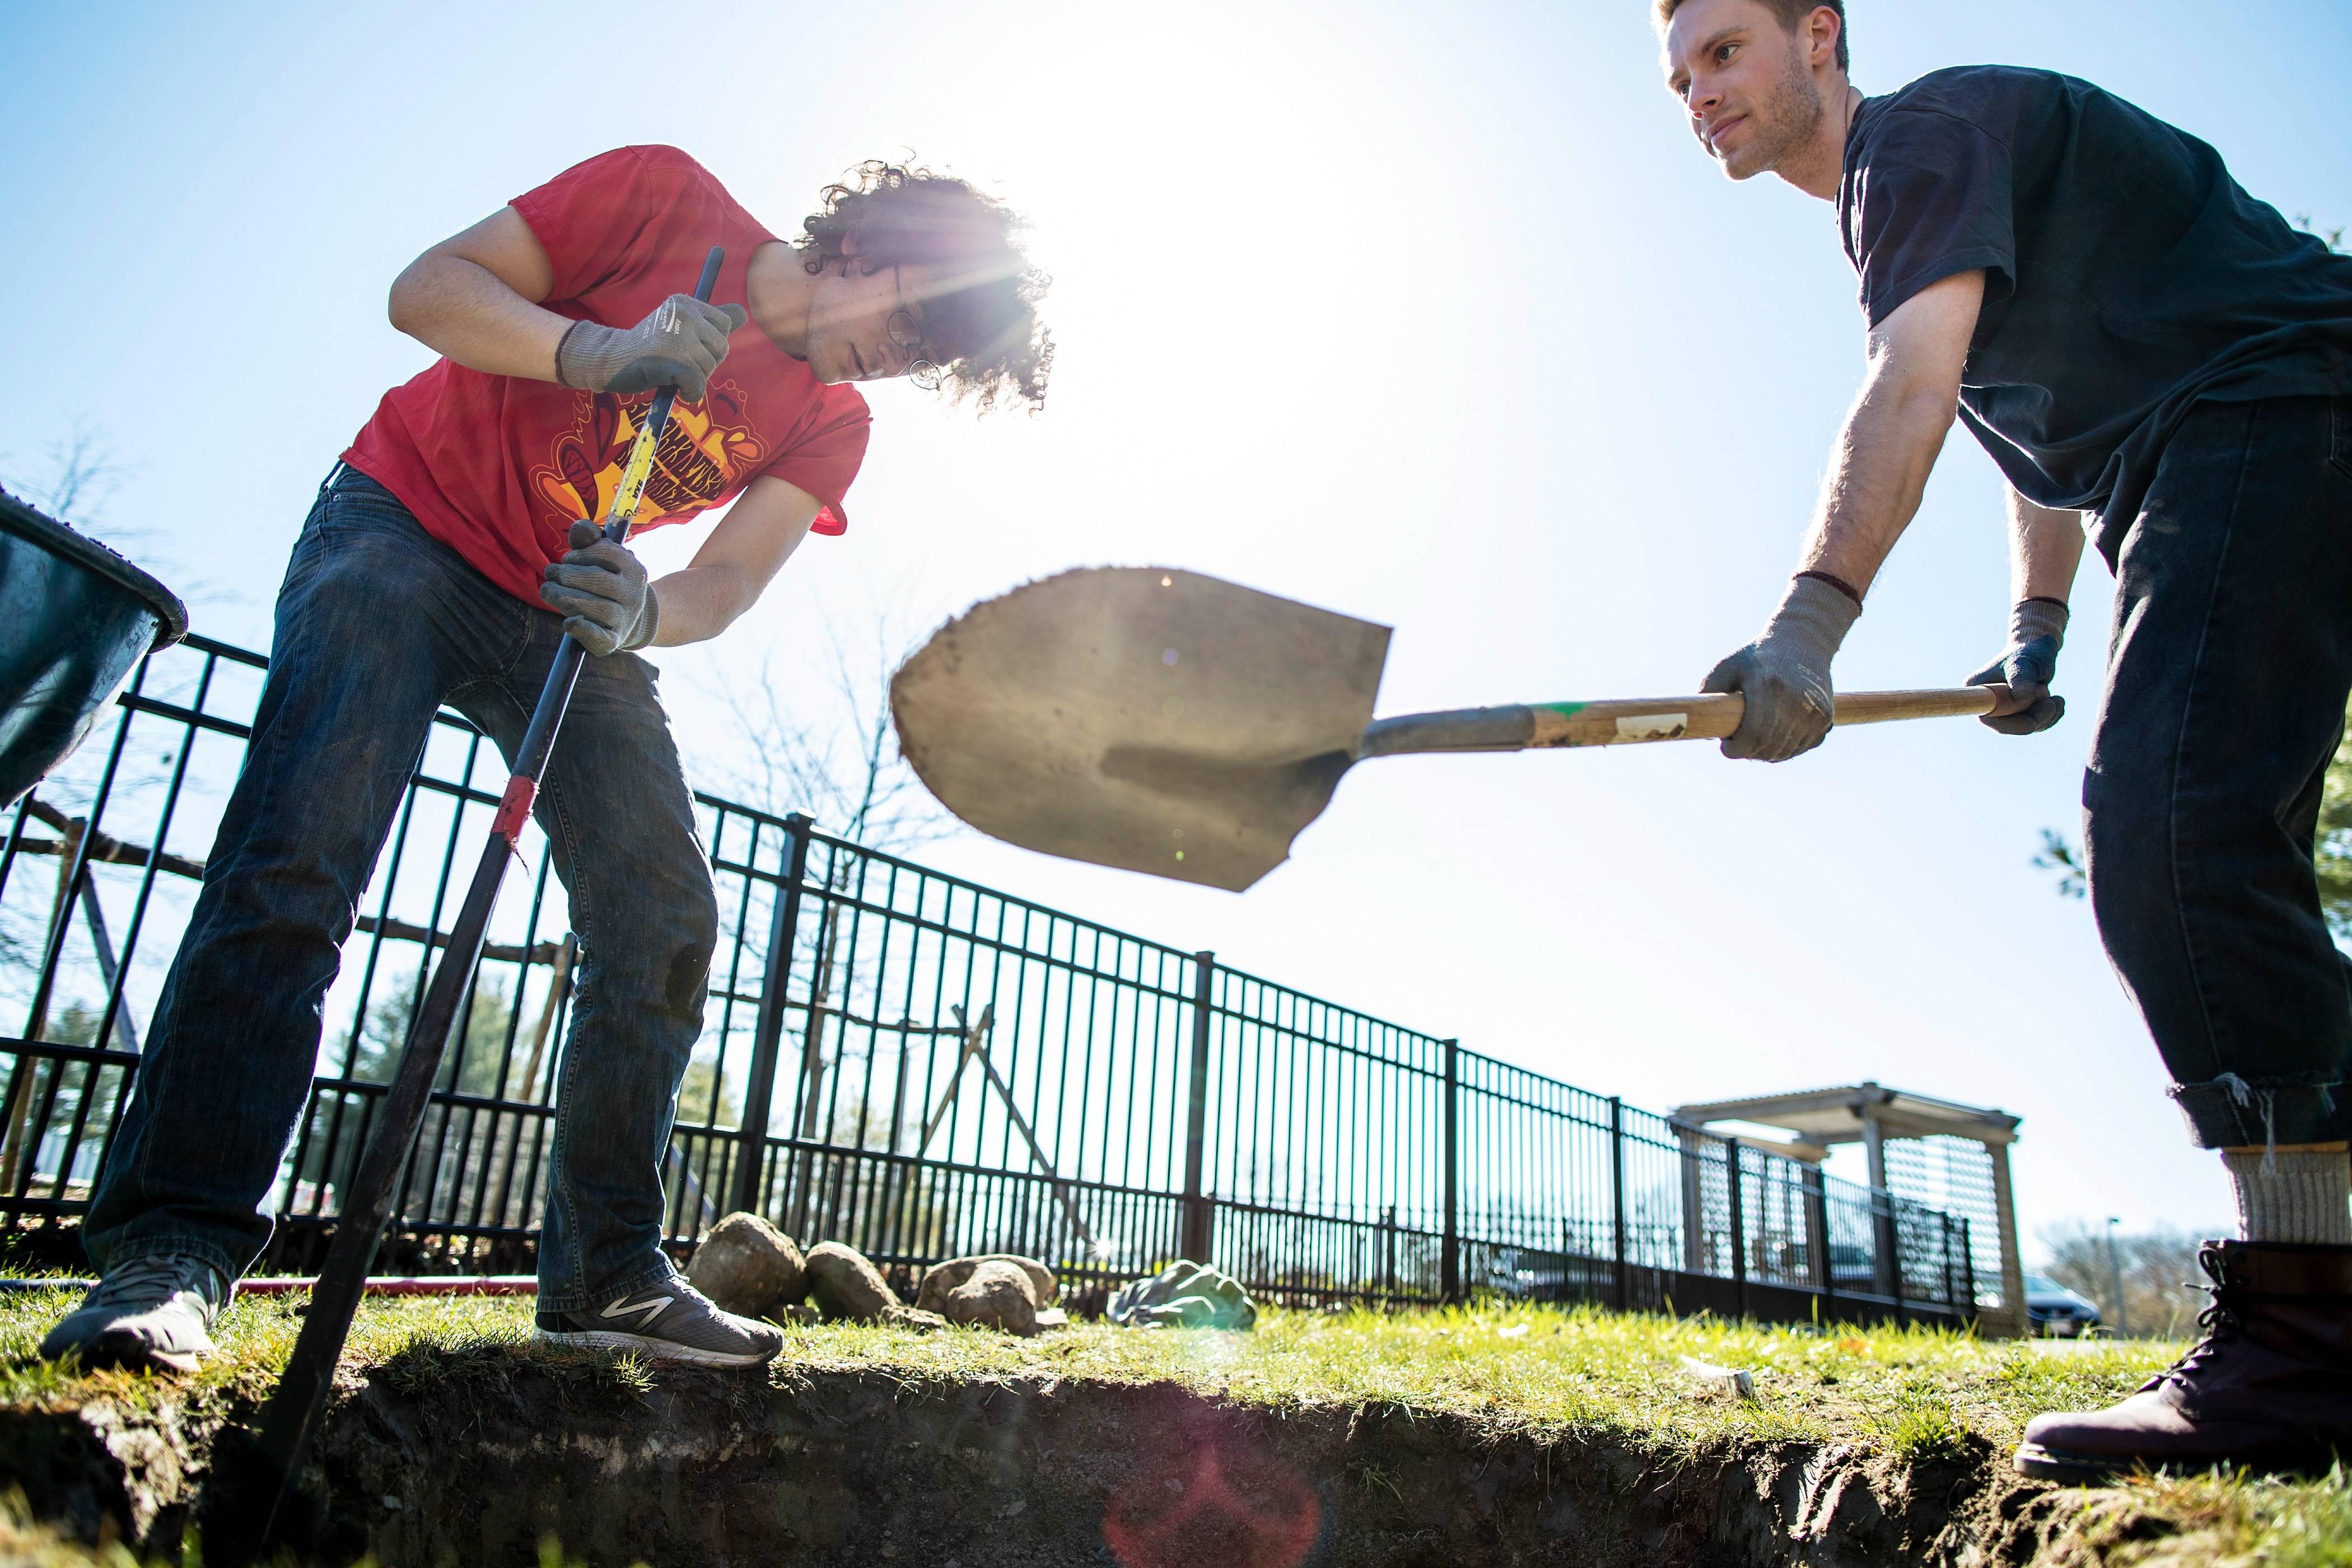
{"left": 0, "top": 487, "right": 188, "bottom": 809}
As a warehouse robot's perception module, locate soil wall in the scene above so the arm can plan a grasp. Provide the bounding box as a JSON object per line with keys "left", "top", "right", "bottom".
{"left": 2, "top": 1348, "right": 2087, "bottom": 1567}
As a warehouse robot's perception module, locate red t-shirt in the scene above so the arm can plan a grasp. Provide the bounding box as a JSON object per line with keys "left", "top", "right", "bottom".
{"left": 344, "top": 145, "right": 871, "bottom": 606}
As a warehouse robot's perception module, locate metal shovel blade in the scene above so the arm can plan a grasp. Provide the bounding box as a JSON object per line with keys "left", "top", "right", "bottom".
{"left": 892, "top": 567, "right": 1391, "bottom": 891}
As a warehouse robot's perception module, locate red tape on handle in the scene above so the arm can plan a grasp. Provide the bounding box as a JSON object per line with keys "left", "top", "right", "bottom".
{"left": 491, "top": 775, "right": 538, "bottom": 842}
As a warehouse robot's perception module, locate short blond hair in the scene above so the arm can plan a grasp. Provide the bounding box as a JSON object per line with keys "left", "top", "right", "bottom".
{"left": 1654, "top": 0, "right": 1849, "bottom": 72}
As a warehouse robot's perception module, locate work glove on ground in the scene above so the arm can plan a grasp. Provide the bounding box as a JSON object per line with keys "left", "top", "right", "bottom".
{"left": 556, "top": 295, "right": 749, "bottom": 401}
{"left": 1701, "top": 573, "right": 1862, "bottom": 763}
{"left": 1107, "top": 1261, "right": 1257, "bottom": 1331}
{"left": 540, "top": 520, "right": 659, "bottom": 656}
{"left": 1966, "top": 598, "right": 2068, "bottom": 735}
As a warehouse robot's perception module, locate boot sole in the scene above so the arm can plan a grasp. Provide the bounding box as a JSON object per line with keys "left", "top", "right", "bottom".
{"left": 532, "top": 1327, "right": 778, "bottom": 1368}
{"left": 2013, "top": 1441, "right": 2131, "bottom": 1485}
{"left": 2015, "top": 1438, "right": 2340, "bottom": 1485}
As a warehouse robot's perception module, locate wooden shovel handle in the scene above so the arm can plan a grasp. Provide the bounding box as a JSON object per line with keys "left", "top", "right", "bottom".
{"left": 1360, "top": 685, "right": 2025, "bottom": 758}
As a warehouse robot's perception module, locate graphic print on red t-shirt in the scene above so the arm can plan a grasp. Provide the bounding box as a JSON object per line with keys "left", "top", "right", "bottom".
{"left": 535, "top": 381, "right": 772, "bottom": 530}
{"left": 342, "top": 145, "right": 872, "bottom": 607}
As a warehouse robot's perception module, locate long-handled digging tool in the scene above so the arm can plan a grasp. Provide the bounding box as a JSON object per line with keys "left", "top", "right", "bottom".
{"left": 211, "top": 247, "right": 727, "bottom": 1562}
{"left": 890, "top": 566, "right": 2027, "bottom": 893}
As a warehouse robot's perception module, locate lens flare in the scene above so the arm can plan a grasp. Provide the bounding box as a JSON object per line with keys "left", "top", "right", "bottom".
{"left": 1103, "top": 1440, "right": 1319, "bottom": 1568}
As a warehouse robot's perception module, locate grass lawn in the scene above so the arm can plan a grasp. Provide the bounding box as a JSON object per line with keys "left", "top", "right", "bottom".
{"left": 0, "top": 1284, "right": 2346, "bottom": 1565}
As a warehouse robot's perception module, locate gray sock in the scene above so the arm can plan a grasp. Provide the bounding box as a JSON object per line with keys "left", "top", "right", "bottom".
{"left": 2223, "top": 1149, "right": 2352, "bottom": 1244}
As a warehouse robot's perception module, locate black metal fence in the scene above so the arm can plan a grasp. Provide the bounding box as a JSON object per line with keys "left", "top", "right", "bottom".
{"left": 0, "top": 632, "right": 1976, "bottom": 1326}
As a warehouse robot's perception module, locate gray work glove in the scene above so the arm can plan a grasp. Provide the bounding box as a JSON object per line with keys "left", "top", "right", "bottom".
{"left": 1106, "top": 1261, "right": 1257, "bottom": 1331}
{"left": 540, "top": 520, "right": 659, "bottom": 655}
{"left": 556, "top": 295, "right": 749, "bottom": 400}
{"left": 1966, "top": 598, "right": 2068, "bottom": 735}
{"left": 1701, "top": 574, "right": 1863, "bottom": 762}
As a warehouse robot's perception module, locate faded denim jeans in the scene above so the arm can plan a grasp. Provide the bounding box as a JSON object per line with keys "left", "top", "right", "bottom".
{"left": 85, "top": 468, "right": 717, "bottom": 1312}
{"left": 2087, "top": 396, "right": 2352, "bottom": 1150}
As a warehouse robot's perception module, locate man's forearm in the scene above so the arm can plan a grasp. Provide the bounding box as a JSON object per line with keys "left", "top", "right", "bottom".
{"left": 2010, "top": 490, "right": 2086, "bottom": 605}
{"left": 388, "top": 254, "right": 572, "bottom": 382}
{"left": 1790, "top": 270, "right": 1985, "bottom": 598}
{"left": 1797, "top": 363, "right": 1961, "bottom": 595}
{"left": 645, "top": 564, "right": 762, "bottom": 647}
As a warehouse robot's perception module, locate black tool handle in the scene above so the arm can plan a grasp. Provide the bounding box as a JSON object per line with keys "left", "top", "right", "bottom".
{"left": 601, "top": 242, "right": 726, "bottom": 550}
{"left": 246, "top": 246, "right": 725, "bottom": 1553}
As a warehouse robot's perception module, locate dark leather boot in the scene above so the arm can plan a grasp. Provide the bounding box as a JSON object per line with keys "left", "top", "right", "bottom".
{"left": 2014, "top": 1239, "right": 2352, "bottom": 1482}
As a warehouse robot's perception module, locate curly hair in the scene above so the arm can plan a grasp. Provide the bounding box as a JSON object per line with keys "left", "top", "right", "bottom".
{"left": 800, "top": 160, "right": 1053, "bottom": 414}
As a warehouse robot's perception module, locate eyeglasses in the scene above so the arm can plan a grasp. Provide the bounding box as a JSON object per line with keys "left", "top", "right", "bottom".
{"left": 888, "top": 268, "right": 944, "bottom": 391}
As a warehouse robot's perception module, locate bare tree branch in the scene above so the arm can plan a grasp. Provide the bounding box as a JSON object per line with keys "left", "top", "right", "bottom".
{"left": 0, "top": 419, "right": 243, "bottom": 612}
{"left": 695, "top": 595, "right": 954, "bottom": 853}
{"left": 0, "top": 421, "right": 137, "bottom": 532}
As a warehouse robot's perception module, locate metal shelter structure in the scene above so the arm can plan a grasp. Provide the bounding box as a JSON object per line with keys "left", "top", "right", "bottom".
{"left": 1672, "top": 1082, "right": 2026, "bottom": 1336}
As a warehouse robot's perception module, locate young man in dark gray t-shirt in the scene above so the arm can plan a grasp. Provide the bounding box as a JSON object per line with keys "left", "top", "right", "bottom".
{"left": 1656, "top": 0, "right": 2352, "bottom": 1480}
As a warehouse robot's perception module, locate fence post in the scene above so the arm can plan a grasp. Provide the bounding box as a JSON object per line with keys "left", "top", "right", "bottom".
{"left": 1180, "top": 950, "right": 1216, "bottom": 1265}
{"left": 1440, "top": 1039, "right": 1460, "bottom": 1304}
{"left": 1959, "top": 1217, "right": 1978, "bottom": 1327}
{"left": 1725, "top": 1140, "right": 1747, "bottom": 1320}
{"left": 1609, "top": 1097, "right": 1628, "bottom": 1313}
{"left": 1940, "top": 1212, "right": 1957, "bottom": 1318}
{"left": 1887, "top": 1196, "right": 1908, "bottom": 1324}
{"left": 729, "top": 813, "right": 809, "bottom": 1218}
{"left": 1807, "top": 1163, "right": 1835, "bottom": 1310}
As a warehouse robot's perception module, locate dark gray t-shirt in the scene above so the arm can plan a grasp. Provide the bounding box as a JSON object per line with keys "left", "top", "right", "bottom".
{"left": 1840, "top": 66, "right": 2352, "bottom": 560}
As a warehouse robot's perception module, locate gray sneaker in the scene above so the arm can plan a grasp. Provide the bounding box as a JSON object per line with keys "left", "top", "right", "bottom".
{"left": 40, "top": 1255, "right": 229, "bottom": 1373}
{"left": 534, "top": 1271, "right": 783, "bottom": 1368}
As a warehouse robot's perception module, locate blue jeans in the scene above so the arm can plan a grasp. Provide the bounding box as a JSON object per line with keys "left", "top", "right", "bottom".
{"left": 85, "top": 469, "right": 718, "bottom": 1312}
{"left": 2087, "top": 396, "right": 2352, "bottom": 1150}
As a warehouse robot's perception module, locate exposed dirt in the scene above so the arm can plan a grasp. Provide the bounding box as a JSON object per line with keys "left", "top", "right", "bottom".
{"left": 0, "top": 1382, "right": 223, "bottom": 1555}
{"left": 0, "top": 1342, "right": 2129, "bottom": 1567}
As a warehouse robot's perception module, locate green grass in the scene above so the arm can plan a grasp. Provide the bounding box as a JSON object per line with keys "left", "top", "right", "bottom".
{"left": 762, "top": 1300, "right": 2182, "bottom": 1452}
{"left": 0, "top": 1491, "right": 143, "bottom": 1568}
{"left": 2043, "top": 1468, "right": 2352, "bottom": 1566}
{"left": 1, "top": 1286, "right": 2348, "bottom": 1564}
{"left": 0, "top": 1282, "right": 2153, "bottom": 1445}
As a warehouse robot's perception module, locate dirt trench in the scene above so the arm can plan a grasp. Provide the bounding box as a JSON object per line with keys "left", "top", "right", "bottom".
{"left": 3, "top": 1347, "right": 2095, "bottom": 1567}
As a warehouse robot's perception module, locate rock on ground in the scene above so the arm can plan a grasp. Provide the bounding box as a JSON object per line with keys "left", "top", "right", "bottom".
{"left": 687, "top": 1213, "right": 805, "bottom": 1318}
{"left": 803, "top": 1242, "right": 900, "bottom": 1322}
{"left": 915, "top": 1254, "right": 1057, "bottom": 1312}
{"left": 938, "top": 1260, "right": 1040, "bottom": 1336}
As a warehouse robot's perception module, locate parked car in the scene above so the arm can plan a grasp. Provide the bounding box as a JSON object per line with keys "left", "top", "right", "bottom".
{"left": 2024, "top": 1272, "right": 2104, "bottom": 1337}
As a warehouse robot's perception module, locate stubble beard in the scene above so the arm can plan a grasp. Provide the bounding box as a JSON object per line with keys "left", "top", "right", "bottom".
{"left": 1720, "top": 44, "right": 1825, "bottom": 181}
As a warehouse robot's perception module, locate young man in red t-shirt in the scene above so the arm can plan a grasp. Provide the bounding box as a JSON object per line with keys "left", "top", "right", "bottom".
{"left": 42, "top": 147, "right": 1051, "bottom": 1371}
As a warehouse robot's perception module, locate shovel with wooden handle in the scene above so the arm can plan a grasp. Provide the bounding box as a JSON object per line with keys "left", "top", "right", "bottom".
{"left": 890, "top": 566, "right": 2026, "bottom": 893}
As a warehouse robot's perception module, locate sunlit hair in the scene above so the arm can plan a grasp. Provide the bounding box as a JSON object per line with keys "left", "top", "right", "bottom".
{"left": 800, "top": 160, "right": 1053, "bottom": 414}
{"left": 1653, "top": 0, "right": 1849, "bottom": 72}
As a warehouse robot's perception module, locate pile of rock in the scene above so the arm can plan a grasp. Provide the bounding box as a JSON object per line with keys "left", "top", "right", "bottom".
{"left": 685, "top": 1214, "right": 1068, "bottom": 1338}
{"left": 916, "top": 1254, "right": 1069, "bottom": 1336}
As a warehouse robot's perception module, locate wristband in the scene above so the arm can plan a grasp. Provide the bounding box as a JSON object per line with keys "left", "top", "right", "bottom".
{"left": 1796, "top": 570, "right": 1864, "bottom": 608}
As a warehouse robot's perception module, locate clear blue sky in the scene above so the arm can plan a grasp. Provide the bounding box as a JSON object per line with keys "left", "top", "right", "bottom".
{"left": 6, "top": 0, "right": 2350, "bottom": 1253}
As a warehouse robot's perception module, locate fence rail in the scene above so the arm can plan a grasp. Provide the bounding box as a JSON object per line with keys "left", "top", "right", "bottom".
{"left": 0, "top": 633, "right": 1978, "bottom": 1326}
